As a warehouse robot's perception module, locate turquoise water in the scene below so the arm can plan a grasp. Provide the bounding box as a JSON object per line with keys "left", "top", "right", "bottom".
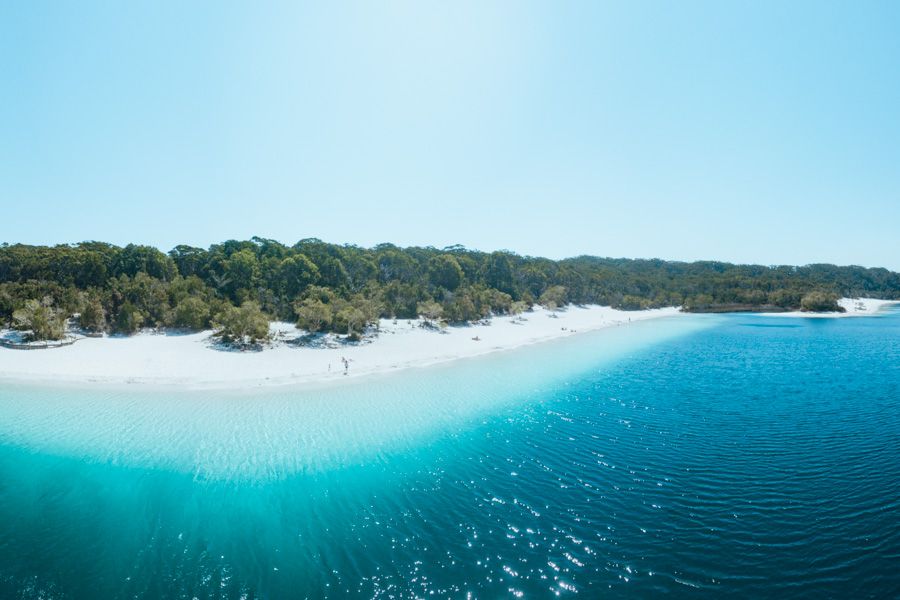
{"left": 1, "top": 311, "right": 899, "bottom": 598}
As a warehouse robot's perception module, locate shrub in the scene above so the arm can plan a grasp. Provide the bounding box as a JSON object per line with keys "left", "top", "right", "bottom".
{"left": 294, "top": 297, "right": 333, "bottom": 333}
{"left": 114, "top": 301, "right": 144, "bottom": 334}
{"left": 12, "top": 297, "right": 67, "bottom": 341}
{"left": 800, "top": 291, "right": 843, "bottom": 313}
{"left": 79, "top": 295, "right": 106, "bottom": 332}
{"left": 212, "top": 301, "right": 270, "bottom": 346}
{"left": 539, "top": 285, "right": 567, "bottom": 310}
{"left": 173, "top": 296, "right": 211, "bottom": 330}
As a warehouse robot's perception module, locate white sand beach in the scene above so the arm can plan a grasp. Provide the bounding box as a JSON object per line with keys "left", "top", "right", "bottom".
{"left": 756, "top": 297, "right": 899, "bottom": 318}
{"left": 0, "top": 305, "right": 680, "bottom": 389}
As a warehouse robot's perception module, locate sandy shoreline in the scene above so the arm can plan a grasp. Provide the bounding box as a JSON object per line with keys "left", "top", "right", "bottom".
{"left": 0, "top": 305, "right": 680, "bottom": 390}
{"left": 2, "top": 298, "right": 895, "bottom": 390}
{"left": 753, "top": 297, "right": 899, "bottom": 318}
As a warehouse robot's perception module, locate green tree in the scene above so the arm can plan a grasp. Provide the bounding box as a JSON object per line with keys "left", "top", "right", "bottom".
{"left": 350, "top": 294, "right": 382, "bottom": 327}
{"left": 294, "top": 298, "right": 333, "bottom": 333}
{"left": 376, "top": 248, "right": 418, "bottom": 283}
{"left": 443, "top": 292, "right": 479, "bottom": 323}
{"left": 619, "top": 295, "right": 649, "bottom": 310}
{"left": 427, "top": 254, "right": 464, "bottom": 290}
{"left": 0, "top": 285, "right": 14, "bottom": 324}
{"left": 114, "top": 301, "right": 144, "bottom": 334}
{"left": 168, "top": 245, "right": 208, "bottom": 278}
{"left": 2, "top": 239, "right": 900, "bottom": 327}
{"left": 224, "top": 249, "right": 259, "bottom": 298}
{"left": 683, "top": 294, "right": 714, "bottom": 310}
{"left": 173, "top": 296, "right": 211, "bottom": 330}
{"left": 417, "top": 300, "right": 444, "bottom": 324}
{"left": 484, "top": 251, "right": 515, "bottom": 295}
{"left": 510, "top": 300, "right": 528, "bottom": 316}
{"left": 800, "top": 291, "right": 843, "bottom": 312}
{"left": 112, "top": 244, "right": 176, "bottom": 280}
{"left": 212, "top": 301, "right": 270, "bottom": 346}
{"left": 278, "top": 255, "right": 320, "bottom": 298}
{"left": 334, "top": 305, "right": 367, "bottom": 339}
{"left": 381, "top": 281, "right": 422, "bottom": 318}
{"left": 78, "top": 294, "right": 106, "bottom": 332}
{"left": 486, "top": 289, "right": 513, "bottom": 314}
{"left": 539, "top": 285, "right": 567, "bottom": 310}
{"left": 12, "top": 297, "right": 67, "bottom": 341}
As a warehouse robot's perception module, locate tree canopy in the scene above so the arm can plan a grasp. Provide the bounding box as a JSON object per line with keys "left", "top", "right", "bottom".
{"left": 1, "top": 240, "right": 897, "bottom": 338}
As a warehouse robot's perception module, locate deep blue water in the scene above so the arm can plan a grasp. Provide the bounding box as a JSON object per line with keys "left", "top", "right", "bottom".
{"left": 1, "top": 310, "right": 899, "bottom": 599}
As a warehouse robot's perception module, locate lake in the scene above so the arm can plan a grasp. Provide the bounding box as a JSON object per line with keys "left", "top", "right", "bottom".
{"left": 1, "top": 309, "right": 898, "bottom": 598}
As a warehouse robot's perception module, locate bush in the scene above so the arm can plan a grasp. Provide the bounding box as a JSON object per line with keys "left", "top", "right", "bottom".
{"left": 442, "top": 292, "right": 478, "bottom": 323}
{"left": 510, "top": 300, "right": 529, "bottom": 316}
{"left": 334, "top": 306, "right": 367, "bottom": 338}
{"left": 173, "top": 297, "right": 211, "bottom": 330}
{"left": 800, "top": 291, "right": 844, "bottom": 313}
{"left": 213, "top": 301, "right": 270, "bottom": 346}
{"left": 114, "top": 301, "right": 144, "bottom": 334}
{"left": 618, "top": 295, "right": 650, "bottom": 310}
{"left": 683, "top": 294, "right": 714, "bottom": 310}
{"left": 294, "top": 297, "right": 333, "bottom": 333}
{"left": 12, "top": 297, "right": 67, "bottom": 341}
{"left": 417, "top": 300, "right": 443, "bottom": 324}
{"left": 79, "top": 295, "right": 106, "bottom": 332}
{"left": 539, "top": 285, "right": 567, "bottom": 310}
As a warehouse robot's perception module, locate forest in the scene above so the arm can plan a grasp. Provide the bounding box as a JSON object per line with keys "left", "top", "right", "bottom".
{"left": 2, "top": 238, "right": 898, "bottom": 342}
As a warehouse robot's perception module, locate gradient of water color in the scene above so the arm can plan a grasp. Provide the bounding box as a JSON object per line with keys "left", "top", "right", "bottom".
{"left": 1, "top": 309, "right": 898, "bottom": 598}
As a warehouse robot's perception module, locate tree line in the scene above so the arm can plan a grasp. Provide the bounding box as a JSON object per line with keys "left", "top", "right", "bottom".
{"left": 1, "top": 238, "right": 898, "bottom": 342}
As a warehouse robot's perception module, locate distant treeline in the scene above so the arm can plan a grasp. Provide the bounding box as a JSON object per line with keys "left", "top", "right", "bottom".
{"left": 1, "top": 239, "right": 898, "bottom": 342}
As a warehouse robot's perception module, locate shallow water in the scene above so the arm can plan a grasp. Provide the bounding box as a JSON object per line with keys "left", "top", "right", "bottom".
{"left": 1, "top": 311, "right": 899, "bottom": 598}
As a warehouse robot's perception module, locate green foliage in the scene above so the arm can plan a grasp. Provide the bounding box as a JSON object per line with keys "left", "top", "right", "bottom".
{"left": 683, "top": 294, "right": 714, "bottom": 311}
{"left": 173, "top": 296, "right": 211, "bottom": 330}
{"left": 440, "top": 286, "right": 513, "bottom": 323}
{"left": 376, "top": 248, "right": 417, "bottom": 283}
{"left": 294, "top": 298, "right": 333, "bottom": 333}
{"left": 427, "top": 254, "right": 464, "bottom": 290}
{"left": 78, "top": 294, "right": 106, "bottom": 332}
{"left": 1, "top": 241, "right": 898, "bottom": 337}
{"left": 112, "top": 244, "right": 176, "bottom": 280}
{"left": 114, "top": 301, "right": 144, "bottom": 334}
{"left": 510, "top": 300, "right": 529, "bottom": 316}
{"left": 168, "top": 245, "right": 207, "bottom": 277}
{"left": 539, "top": 285, "right": 567, "bottom": 310}
{"left": 0, "top": 286, "right": 13, "bottom": 324}
{"left": 349, "top": 295, "right": 382, "bottom": 327}
{"left": 277, "top": 254, "right": 320, "bottom": 297}
{"left": 484, "top": 251, "right": 515, "bottom": 295}
{"left": 417, "top": 300, "right": 444, "bottom": 323}
{"left": 768, "top": 289, "right": 801, "bottom": 308}
{"left": 224, "top": 249, "right": 259, "bottom": 300}
{"left": 443, "top": 292, "right": 479, "bottom": 323}
{"left": 800, "top": 291, "right": 844, "bottom": 312}
{"left": 486, "top": 289, "right": 513, "bottom": 314}
{"left": 618, "top": 295, "right": 651, "bottom": 310}
{"left": 212, "top": 301, "right": 270, "bottom": 346}
{"left": 325, "top": 295, "right": 380, "bottom": 338}
{"left": 334, "top": 305, "right": 367, "bottom": 339}
{"left": 12, "top": 297, "right": 67, "bottom": 341}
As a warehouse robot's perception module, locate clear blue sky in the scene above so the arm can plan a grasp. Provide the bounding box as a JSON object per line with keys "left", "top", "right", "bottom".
{"left": 2, "top": 1, "right": 898, "bottom": 269}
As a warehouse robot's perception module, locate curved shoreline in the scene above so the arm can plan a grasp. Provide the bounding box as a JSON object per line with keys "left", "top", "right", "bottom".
{"left": 0, "top": 305, "right": 682, "bottom": 391}
{"left": 3, "top": 298, "right": 894, "bottom": 392}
